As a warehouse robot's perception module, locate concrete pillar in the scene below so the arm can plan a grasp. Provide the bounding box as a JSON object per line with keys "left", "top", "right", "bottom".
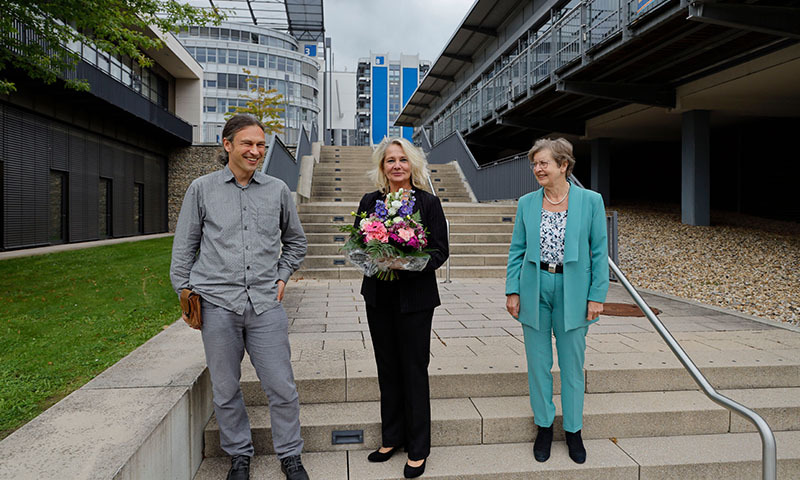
{"left": 681, "top": 110, "right": 711, "bottom": 226}
{"left": 590, "top": 138, "right": 611, "bottom": 205}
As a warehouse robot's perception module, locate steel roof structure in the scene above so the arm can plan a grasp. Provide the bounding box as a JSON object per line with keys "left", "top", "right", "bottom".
{"left": 182, "top": 0, "right": 323, "bottom": 40}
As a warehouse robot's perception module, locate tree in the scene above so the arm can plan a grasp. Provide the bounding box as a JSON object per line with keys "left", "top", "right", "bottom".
{"left": 225, "top": 68, "right": 285, "bottom": 135}
{"left": 0, "top": 0, "right": 222, "bottom": 94}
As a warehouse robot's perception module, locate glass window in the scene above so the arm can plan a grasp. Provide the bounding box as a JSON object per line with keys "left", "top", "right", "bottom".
{"left": 229, "top": 29, "right": 239, "bottom": 42}
{"left": 220, "top": 28, "right": 229, "bottom": 40}
{"left": 133, "top": 183, "right": 143, "bottom": 235}
{"left": 199, "top": 27, "right": 209, "bottom": 37}
{"left": 258, "top": 53, "right": 265, "bottom": 68}
{"left": 98, "top": 178, "right": 111, "bottom": 238}
{"left": 217, "top": 48, "right": 226, "bottom": 64}
{"left": 228, "top": 49, "right": 238, "bottom": 64}
{"left": 238, "top": 74, "right": 247, "bottom": 90}
{"left": 250, "top": 32, "right": 258, "bottom": 44}
{"left": 208, "top": 27, "right": 218, "bottom": 39}
{"left": 204, "top": 72, "right": 217, "bottom": 88}
{"left": 207, "top": 48, "right": 216, "bottom": 63}
{"left": 49, "top": 171, "right": 67, "bottom": 243}
{"left": 189, "top": 26, "right": 199, "bottom": 36}
{"left": 238, "top": 50, "right": 247, "bottom": 65}
{"left": 110, "top": 56, "right": 121, "bottom": 81}
{"left": 196, "top": 47, "right": 206, "bottom": 63}
{"left": 277, "top": 56, "right": 285, "bottom": 71}
{"left": 205, "top": 97, "right": 217, "bottom": 112}
{"left": 248, "top": 51, "right": 257, "bottom": 66}
{"left": 268, "top": 55, "right": 276, "bottom": 69}
{"left": 286, "top": 59, "right": 294, "bottom": 74}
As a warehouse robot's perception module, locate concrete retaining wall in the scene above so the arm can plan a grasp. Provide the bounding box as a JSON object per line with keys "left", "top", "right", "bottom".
{"left": 0, "top": 322, "right": 212, "bottom": 480}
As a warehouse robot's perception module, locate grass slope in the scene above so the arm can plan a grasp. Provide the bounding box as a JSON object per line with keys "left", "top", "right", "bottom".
{"left": 0, "top": 237, "right": 180, "bottom": 439}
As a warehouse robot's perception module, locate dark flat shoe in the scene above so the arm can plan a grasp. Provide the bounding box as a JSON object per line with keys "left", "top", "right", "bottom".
{"left": 533, "top": 425, "right": 553, "bottom": 462}
{"left": 565, "top": 430, "right": 586, "bottom": 464}
{"left": 368, "top": 445, "right": 402, "bottom": 462}
{"left": 404, "top": 458, "right": 426, "bottom": 478}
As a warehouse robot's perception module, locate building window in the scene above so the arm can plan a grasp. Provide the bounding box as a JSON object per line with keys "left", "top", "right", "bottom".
{"left": 49, "top": 171, "right": 68, "bottom": 243}
{"left": 133, "top": 183, "right": 143, "bottom": 235}
{"left": 99, "top": 178, "right": 112, "bottom": 239}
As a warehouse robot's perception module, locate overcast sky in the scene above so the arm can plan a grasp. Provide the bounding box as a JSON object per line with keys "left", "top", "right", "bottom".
{"left": 324, "top": 0, "right": 475, "bottom": 71}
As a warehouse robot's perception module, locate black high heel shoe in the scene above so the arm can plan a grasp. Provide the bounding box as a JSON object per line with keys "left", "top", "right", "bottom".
{"left": 403, "top": 458, "right": 426, "bottom": 478}
{"left": 367, "top": 445, "right": 402, "bottom": 463}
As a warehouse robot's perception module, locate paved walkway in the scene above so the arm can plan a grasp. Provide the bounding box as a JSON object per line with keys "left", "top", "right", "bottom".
{"left": 281, "top": 278, "right": 799, "bottom": 364}
{"left": 0, "top": 233, "right": 173, "bottom": 260}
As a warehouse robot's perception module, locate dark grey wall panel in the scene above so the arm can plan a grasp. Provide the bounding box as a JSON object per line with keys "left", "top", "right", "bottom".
{"left": 1, "top": 102, "right": 170, "bottom": 250}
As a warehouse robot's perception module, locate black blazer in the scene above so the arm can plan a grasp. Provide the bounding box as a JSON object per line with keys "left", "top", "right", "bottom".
{"left": 355, "top": 188, "right": 450, "bottom": 313}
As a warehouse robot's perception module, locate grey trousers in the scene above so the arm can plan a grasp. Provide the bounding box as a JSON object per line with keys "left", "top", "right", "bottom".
{"left": 201, "top": 298, "right": 304, "bottom": 458}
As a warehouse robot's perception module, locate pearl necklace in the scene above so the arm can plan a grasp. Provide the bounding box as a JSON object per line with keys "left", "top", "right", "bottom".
{"left": 543, "top": 184, "right": 570, "bottom": 205}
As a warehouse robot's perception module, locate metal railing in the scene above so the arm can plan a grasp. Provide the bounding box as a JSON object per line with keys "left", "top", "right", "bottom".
{"left": 430, "top": 0, "right": 677, "bottom": 145}
{"left": 569, "top": 175, "right": 777, "bottom": 480}
{"left": 427, "top": 176, "right": 451, "bottom": 283}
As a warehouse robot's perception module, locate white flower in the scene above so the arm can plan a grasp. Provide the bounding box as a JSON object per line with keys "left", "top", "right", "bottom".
{"left": 359, "top": 218, "right": 368, "bottom": 229}
{"left": 393, "top": 217, "right": 403, "bottom": 224}
{"left": 391, "top": 200, "right": 402, "bottom": 209}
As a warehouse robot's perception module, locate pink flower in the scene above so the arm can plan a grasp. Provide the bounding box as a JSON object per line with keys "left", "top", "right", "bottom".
{"left": 365, "top": 230, "right": 389, "bottom": 243}
{"left": 362, "top": 220, "right": 386, "bottom": 234}
{"left": 396, "top": 227, "right": 415, "bottom": 242}
{"left": 407, "top": 236, "right": 420, "bottom": 248}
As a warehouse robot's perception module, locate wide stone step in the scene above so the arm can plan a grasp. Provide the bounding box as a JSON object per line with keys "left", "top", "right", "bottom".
{"left": 241, "top": 351, "right": 800, "bottom": 406}
{"left": 295, "top": 264, "right": 507, "bottom": 278}
{"left": 203, "top": 388, "right": 800, "bottom": 456}
{"left": 297, "top": 203, "right": 517, "bottom": 215}
{"left": 298, "top": 213, "right": 514, "bottom": 225}
{"left": 196, "top": 431, "right": 800, "bottom": 479}
{"left": 303, "top": 232, "right": 514, "bottom": 244}
{"left": 305, "top": 244, "right": 509, "bottom": 256}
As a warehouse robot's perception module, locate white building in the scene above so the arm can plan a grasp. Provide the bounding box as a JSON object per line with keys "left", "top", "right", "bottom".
{"left": 177, "top": 22, "right": 321, "bottom": 145}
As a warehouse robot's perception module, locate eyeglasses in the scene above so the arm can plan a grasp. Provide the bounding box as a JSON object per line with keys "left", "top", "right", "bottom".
{"left": 529, "top": 160, "right": 551, "bottom": 172}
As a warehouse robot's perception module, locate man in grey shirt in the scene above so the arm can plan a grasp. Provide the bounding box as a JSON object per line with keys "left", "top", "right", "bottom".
{"left": 171, "top": 115, "right": 309, "bottom": 480}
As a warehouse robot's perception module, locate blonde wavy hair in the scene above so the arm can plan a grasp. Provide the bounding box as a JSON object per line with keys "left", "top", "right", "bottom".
{"left": 368, "top": 137, "right": 431, "bottom": 193}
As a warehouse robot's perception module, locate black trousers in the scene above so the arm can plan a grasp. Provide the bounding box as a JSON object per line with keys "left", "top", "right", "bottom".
{"left": 365, "top": 302, "right": 434, "bottom": 461}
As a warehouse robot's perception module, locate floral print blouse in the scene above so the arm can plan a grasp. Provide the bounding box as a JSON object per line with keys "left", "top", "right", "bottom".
{"left": 540, "top": 209, "right": 567, "bottom": 265}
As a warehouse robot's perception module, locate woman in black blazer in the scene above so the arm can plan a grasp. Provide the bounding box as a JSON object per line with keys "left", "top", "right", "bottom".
{"left": 355, "top": 137, "right": 449, "bottom": 479}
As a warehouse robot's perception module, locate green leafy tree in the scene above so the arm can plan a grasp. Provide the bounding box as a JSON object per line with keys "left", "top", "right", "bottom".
{"left": 0, "top": 0, "right": 222, "bottom": 94}
{"left": 225, "top": 68, "right": 285, "bottom": 135}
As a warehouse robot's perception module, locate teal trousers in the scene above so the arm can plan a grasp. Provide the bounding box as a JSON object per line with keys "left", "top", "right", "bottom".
{"left": 522, "top": 270, "right": 588, "bottom": 433}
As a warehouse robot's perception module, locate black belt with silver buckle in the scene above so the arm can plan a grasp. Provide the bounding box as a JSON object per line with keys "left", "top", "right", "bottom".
{"left": 540, "top": 262, "right": 563, "bottom": 274}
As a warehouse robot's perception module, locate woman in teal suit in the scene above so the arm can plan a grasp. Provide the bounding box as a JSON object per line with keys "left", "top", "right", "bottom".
{"left": 505, "top": 138, "right": 608, "bottom": 464}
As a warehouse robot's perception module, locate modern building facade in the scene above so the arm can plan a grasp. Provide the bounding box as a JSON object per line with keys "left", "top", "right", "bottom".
{"left": 177, "top": 21, "right": 322, "bottom": 145}
{"left": 397, "top": 0, "right": 800, "bottom": 224}
{"left": 1, "top": 23, "right": 202, "bottom": 250}
{"left": 356, "top": 54, "right": 430, "bottom": 145}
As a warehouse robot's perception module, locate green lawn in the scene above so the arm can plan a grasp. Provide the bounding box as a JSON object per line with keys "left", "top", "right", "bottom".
{"left": 0, "top": 237, "right": 180, "bottom": 440}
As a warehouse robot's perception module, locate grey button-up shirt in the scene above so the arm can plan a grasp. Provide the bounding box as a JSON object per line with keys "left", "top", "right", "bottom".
{"left": 170, "top": 166, "right": 307, "bottom": 315}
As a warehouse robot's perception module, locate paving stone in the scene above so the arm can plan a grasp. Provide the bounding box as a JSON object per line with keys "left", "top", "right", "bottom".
{"left": 615, "top": 431, "right": 800, "bottom": 480}
{"left": 193, "top": 451, "right": 347, "bottom": 480}
{"left": 348, "top": 441, "right": 638, "bottom": 479}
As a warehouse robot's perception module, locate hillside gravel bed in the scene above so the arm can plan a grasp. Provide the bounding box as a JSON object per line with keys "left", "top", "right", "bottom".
{"left": 612, "top": 204, "right": 800, "bottom": 326}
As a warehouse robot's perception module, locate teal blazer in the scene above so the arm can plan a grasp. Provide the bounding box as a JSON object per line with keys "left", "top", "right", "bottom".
{"left": 505, "top": 183, "right": 609, "bottom": 332}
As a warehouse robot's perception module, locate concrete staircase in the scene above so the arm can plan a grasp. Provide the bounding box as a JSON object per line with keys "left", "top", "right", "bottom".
{"left": 297, "top": 145, "right": 512, "bottom": 280}
{"left": 195, "top": 330, "right": 800, "bottom": 478}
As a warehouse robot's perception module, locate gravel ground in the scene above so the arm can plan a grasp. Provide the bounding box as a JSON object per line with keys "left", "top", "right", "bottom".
{"left": 612, "top": 203, "right": 800, "bottom": 326}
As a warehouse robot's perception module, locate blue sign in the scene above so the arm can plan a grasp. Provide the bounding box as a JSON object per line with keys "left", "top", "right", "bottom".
{"left": 375, "top": 56, "right": 384, "bottom": 65}
{"left": 304, "top": 44, "right": 317, "bottom": 56}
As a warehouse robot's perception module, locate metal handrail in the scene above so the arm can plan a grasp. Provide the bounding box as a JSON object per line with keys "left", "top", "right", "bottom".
{"left": 427, "top": 176, "right": 451, "bottom": 283}
{"left": 568, "top": 175, "right": 777, "bottom": 480}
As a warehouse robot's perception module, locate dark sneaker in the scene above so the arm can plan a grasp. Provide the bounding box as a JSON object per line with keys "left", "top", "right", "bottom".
{"left": 226, "top": 455, "right": 250, "bottom": 480}
{"left": 280, "top": 454, "right": 310, "bottom": 480}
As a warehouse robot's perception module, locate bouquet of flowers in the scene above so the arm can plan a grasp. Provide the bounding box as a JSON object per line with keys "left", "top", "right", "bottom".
{"left": 339, "top": 188, "right": 430, "bottom": 281}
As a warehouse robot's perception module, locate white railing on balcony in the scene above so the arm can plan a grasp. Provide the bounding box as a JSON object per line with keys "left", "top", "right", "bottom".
{"left": 428, "top": 0, "right": 676, "bottom": 145}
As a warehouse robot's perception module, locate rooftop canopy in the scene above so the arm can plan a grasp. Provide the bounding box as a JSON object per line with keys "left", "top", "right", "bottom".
{"left": 182, "top": 0, "right": 323, "bottom": 41}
